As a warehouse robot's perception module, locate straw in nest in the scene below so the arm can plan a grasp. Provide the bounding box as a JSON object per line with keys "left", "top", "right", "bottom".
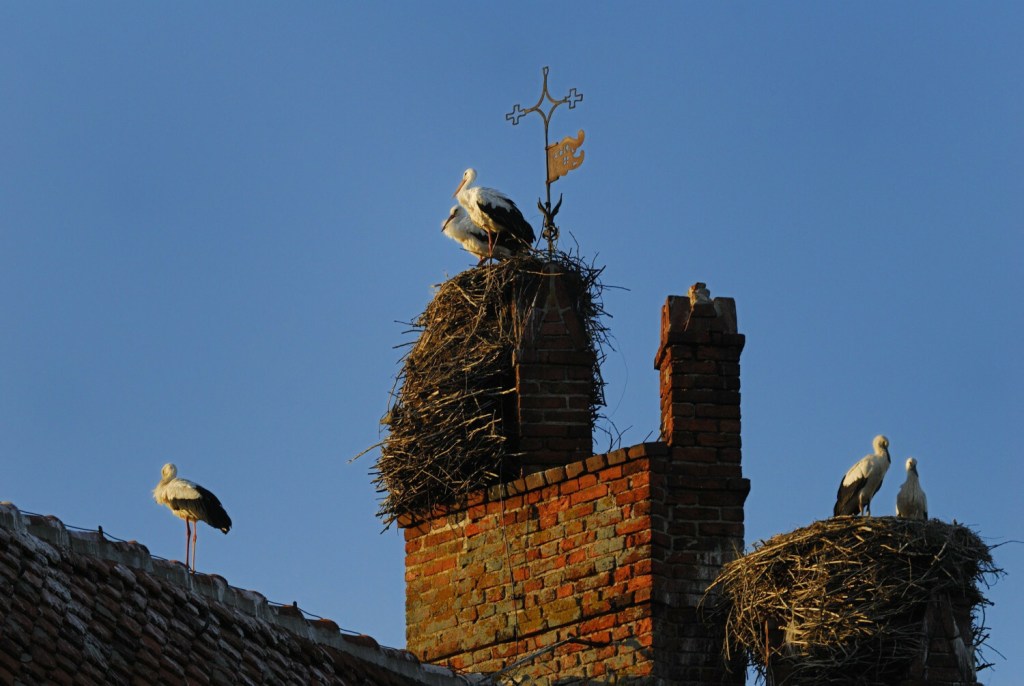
{"left": 368, "top": 251, "right": 608, "bottom": 527}
{"left": 703, "top": 516, "right": 1001, "bottom": 685}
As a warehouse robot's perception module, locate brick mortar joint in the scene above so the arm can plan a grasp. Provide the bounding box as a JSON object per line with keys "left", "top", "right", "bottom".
{"left": 653, "top": 337, "right": 746, "bottom": 370}
{"left": 399, "top": 443, "right": 668, "bottom": 528}
{"left": 410, "top": 602, "right": 655, "bottom": 663}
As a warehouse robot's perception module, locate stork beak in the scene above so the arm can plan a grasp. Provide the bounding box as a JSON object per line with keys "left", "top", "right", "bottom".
{"left": 442, "top": 209, "right": 457, "bottom": 232}
{"left": 453, "top": 178, "right": 467, "bottom": 198}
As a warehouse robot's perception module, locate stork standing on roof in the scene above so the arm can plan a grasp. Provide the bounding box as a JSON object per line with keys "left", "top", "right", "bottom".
{"left": 833, "top": 435, "right": 891, "bottom": 517}
{"left": 896, "top": 457, "right": 928, "bottom": 520}
{"left": 453, "top": 168, "right": 535, "bottom": 260}
{"left": 442, "top": 205, "right": 531, "bottom": 265}
{"left": 153, "top": 463, "right": 232, "bottom": 573}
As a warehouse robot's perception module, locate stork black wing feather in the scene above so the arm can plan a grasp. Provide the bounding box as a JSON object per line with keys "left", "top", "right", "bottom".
{"left": 833, "top": 477, "right": 865, "bottom": 517}
{"left": 479, "top": 199, "right": 536, "bottom": 245}
{"left": 195, "top": 485, "right": 232, "bottom": 532}
{"left": 170, "top": 487, "right": 232, "bottom": 533}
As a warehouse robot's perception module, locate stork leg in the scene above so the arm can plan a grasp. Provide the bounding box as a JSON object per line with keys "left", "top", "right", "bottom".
{"left": 191, "top": 524, "right": 198, "bottom": 574}
{"left": 185, "top": 519, "right": 192, "bottom": 571}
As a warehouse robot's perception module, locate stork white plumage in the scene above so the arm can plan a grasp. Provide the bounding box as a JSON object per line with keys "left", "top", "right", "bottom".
{"left": 153, "top": 463, "right": 232, "bottom": 573}
{"left": 896, "top": 457, "right": 928, "bottom": 520}
{"left": 442, "top": 205, "right": 529, "bottom": 265}
{"left": 453, "top": 168, "right": 535, "bottom": 259}
{"left": 833, "top": 435, "right": 891, "bottom": 517}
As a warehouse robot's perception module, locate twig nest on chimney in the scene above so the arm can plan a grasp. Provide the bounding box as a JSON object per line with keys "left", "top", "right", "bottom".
{"left": 703, "top": 517, "right": 1001, "bottom": 685}
{"left": 371, "top": 251, "right": 608, "bottom": 527}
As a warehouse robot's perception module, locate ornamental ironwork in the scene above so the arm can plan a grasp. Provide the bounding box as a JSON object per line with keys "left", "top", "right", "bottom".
{"left": 507, "top": 67, "right": 585, "bottom": 253}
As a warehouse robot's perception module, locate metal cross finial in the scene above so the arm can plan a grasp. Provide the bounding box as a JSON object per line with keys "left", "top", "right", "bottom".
{"left": 506, "top": 67, "right": 585, "bottom": 254}
{"left": 566, "top": 88, "right": 583, "bottom": 109}
{"left": 505, "top": 104, "right": 528, "bottom": 126}
{"left": 506, "top": 67, "right": 582, "bottom": 130}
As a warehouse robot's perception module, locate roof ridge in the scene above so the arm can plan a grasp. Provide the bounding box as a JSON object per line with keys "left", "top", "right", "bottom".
{"left": 0, "top": 501, "right": 475, "bottom": 685}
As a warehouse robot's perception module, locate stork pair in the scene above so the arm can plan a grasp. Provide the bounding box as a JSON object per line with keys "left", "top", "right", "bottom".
{"left": 442, "top": 168, "right": 536, "bottom": 265}
{"left": 833, "top": 435, "right": 929, "bottom": 520}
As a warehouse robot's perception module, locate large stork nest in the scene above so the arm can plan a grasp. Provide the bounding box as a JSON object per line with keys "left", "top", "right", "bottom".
{"left": 704, "top": 517, "right": 1001, "bottom": 685}
{"left": 371, "top": 251, "right": 609, "bottom": 527}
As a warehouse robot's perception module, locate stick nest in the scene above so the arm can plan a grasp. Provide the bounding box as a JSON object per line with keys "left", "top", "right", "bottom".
{"left": 372, "top": 251, "right": 609, "bottom": 527}
{"left": 704, "top": 517, "right": 1001, "bottom": 685}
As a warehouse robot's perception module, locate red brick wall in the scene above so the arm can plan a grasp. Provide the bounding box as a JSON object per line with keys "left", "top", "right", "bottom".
{"left": 404, "top": 286, "right": 749, "bottom": 684}
{"left": 515, "top": 263, "right": 595, "bottom": 472}
{"left": 404, "top": 446, "right": 660, "bottom": 679}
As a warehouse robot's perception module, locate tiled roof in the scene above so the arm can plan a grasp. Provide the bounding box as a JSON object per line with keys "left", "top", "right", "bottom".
{"left": 0, "top": 502, "right": 471, "bottom": 685}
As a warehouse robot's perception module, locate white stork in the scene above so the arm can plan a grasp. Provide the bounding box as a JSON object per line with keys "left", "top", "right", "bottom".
{"left": 442, "top": 205, "right": 530, "bottom": 265}
{"left": 896, "top": 457, "right": 928, "bottom": 520}
{"left": 833, "top": 434, "right": 891, "bottom": 517}
{"left": 453, "top": 168, "right": 535, "bottom": 259}
{"left": 153, "top": 463, "right": 232, "bottom": 573}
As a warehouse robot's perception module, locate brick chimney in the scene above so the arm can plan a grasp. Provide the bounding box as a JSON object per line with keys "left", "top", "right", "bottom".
{"left": 650, "top": 284, "right": 748, "bottom": 683}
{"left": 514, "top": 262, "right": 595, "bottom": 473}
{"left": 403, "top": 283, "right": 749, "bottom": 684}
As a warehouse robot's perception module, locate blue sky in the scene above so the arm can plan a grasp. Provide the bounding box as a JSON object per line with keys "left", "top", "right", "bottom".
{"left": 1, "top": 3, "right": 1021, "bottom": 681}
